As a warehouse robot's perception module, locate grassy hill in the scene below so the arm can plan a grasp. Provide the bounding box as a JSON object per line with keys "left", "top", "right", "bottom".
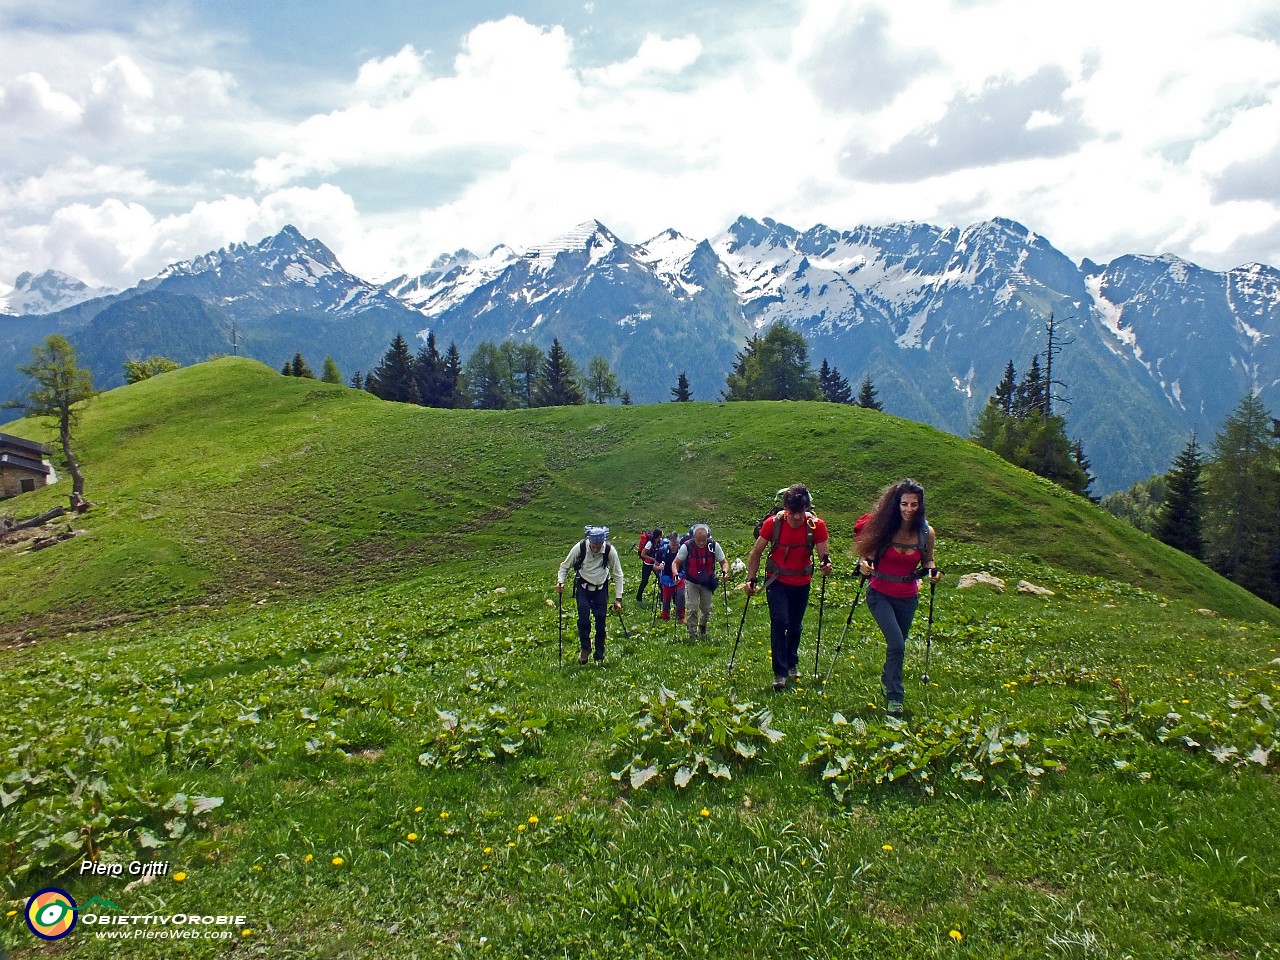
{"left": 1, "top": 358, "right": 1277, "bottom": 958}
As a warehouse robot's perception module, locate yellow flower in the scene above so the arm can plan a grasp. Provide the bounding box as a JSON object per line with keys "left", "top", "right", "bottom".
{"left": 173, "top": 871, "right": 187, "bottom": 882}
{"left": 508, "top": 842, "right": 516, "bottom": 848}
{"left": 481, "top": 864, "right": 489, "bottom": 872}
{"left": 242, "top": 929, "right": 253, "bottom": 937}
{"left": 304, "top": 853, "right": 313, "bottom": 863}
{"left": 700, "top": 809, "right": 710, "bottom": 817}
{"left": 252, "top": 864, "right": 263, "bottom": 872}
{"left": 439, "top": 811, "right": 450, "bottom": 819}
{"left": 6, "top": 910, "right": 17, "bottom": 917}
{"left": 949, "top": 930, "right": 963, "bottom": 941}
{"left": 554, "top": 815, "right": 563, "bottom": 822}
{"left": 406, "top": 833, "right": 418, "bottom": 841}
{"left": 517, "top": 824, "right": 526, "bottom": 832}
{"left": 882, "top": 844, "right": 893, "bottom": 852}
{"left": 528, "top": 815, "right": 539, "bottom": 825}
{"left": 483, "top": 847, "right": 492, "bottom": 855}
{"left": 415, "top": 806, "right": 423, "bottom": 813}
{"left": 331, "top": 856, "right": 344, "bottom": 866}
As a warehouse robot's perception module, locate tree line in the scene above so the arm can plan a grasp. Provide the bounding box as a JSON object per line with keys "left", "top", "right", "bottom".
{"left": 1104, "top": 394, "right": 1280, "bottom": 605}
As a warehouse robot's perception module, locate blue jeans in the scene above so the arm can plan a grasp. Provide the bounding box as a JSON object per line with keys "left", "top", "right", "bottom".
{"left": 867, "top": 588, "right": 918, "bottom": 701}
{"left": 765, "top": 580, "right": 810, "bottom": 677}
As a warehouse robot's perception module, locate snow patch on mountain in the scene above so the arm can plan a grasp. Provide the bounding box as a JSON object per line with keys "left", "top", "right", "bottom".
{"left": 0, "top": 270, "right": 117, "bottom": 315}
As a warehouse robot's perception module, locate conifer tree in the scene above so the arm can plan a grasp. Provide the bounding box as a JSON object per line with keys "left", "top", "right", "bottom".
{"left": 585, "top": 356, "right": 620, "bottom": 404}
{"left": 1156, "top": 433, "right": 1205, "bottom": 559}
{"left": 321, "top": 356, "right": 343, "bottom": 384}
{"left": 350, "top": 371, "right": 364, "bottom": 391}
{"left": 818, "top": 359, "right": 853, "bottom": 404}
{"left": 994, "top": 361, "right": 1017, "bottom": 414}
{"left": 1015, "top": 355, "right": 1047, "bottom": 416}
{"left": 671, "top": 372, "right": 693, "bottom": 402}
{"left": 371, "top": 333, "right": 421, "bottom": 404}
{"left": 290, "top": 352, "right": 315, "bottom": 379}
{"left": 856, "top": 375, "right": 883, "bottom": 411}
{"left": 534, "top": 339, "right": 585, "bottom": 406}
{"left": 1203, "top": 394, "right": 1280, "bottom": 602}
{"left": 723, "top": 324, "right": 820, "bottom": 401}
{"left": 414, "top": 333, "right": 444, "bottom": 406}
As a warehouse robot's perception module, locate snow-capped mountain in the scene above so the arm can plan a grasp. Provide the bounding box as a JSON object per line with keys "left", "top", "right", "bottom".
{"left": 4, "top": 217, "right": 1277, "bottom": 491}
{"left": 396, "top": 216, "right": 1277, "bottom": 489}
{"left": 0, "top": 270, "right": 117, "bottom": 316}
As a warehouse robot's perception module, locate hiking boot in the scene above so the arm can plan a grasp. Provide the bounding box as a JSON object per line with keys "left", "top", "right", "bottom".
{"left": 660, "top": 610, "right": 670, "bottom": 621}
{"left": 886, "top": 699, "right": 904, "bottom": 717}
{"left": 594, "top": 652, "right": 606, "bottom": 663}
{"left": 698, "top": 626, "right": 707, "bottom": 636}
{"left": 787, "top": 666, "right": 799, "bottom": 679}
{"left": 578, "top": 650, "right": 589, "bottom": 665}
{"left": 773, "top": 675, "right": 788, "bottom": 691}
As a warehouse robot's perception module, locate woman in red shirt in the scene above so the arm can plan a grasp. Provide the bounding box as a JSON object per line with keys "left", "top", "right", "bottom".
{"left": 855, "top": 479, "right": 939, "bottom": 716}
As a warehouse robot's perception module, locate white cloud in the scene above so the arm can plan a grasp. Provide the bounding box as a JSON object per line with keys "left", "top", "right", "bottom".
{"left": 0, "top": 72, "right": 84, "bottom": 130}
{"left": 585, "top": 33, "right": 702, "bottom": 87}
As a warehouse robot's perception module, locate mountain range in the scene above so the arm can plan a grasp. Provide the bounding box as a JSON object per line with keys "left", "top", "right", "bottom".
{"left": 2, "top": 218, "right": 1277, "bottom": 493}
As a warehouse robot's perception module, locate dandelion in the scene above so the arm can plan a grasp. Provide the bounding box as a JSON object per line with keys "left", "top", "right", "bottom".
{"left": 508, "top": 841, "right": 516, "bottom": 848}
{"left": 439, "top": 811, "right": 450, "bottom": 820}
{"left": 517, "top": 824, "right": 526, "bottom": 832}
{"left": 483, "top": 847, "right": 492, "bottom": 855}
{"left": 173, "top": 872, "right": 187, "bottom": 882}
{"left": 331, "top": 856, "right": 344, "bottom": 866}
{"left": 415, "top": 806, "right": 423, "bottom": 813}
{"left": 252, "top": 864, "right": 263, "bottom": 872}
{"left": 242, "top": 929, "right": 253, "bottom": 937}
{"left": 949, "top": 930, "right": 963, "bottom": 942}
{"left": 304, "top": 854, "right": 313, "bottom": 863}
{"left": 6, "top": 910, "right": 17, "bottom": 917}
{"left": 700, "top": 808, "right": 710, "bottom": 817}
{"left": 407, "top": 833, "right": 418, "bottom": 841}
{"left": 528, "top": 815, "right": 539, "bottom": 825}
{"left": 481, "top": 865, "right": 489, "bottom": 872}
{"left": 882, "top": 844, "right": 893, "bottom": 852}
{"left": 554, "top": 815, "right": 563, "bottom": 822}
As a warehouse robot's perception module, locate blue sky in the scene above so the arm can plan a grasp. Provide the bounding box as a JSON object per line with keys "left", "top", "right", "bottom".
{"left": 2, "top": 0, "right": 1280, "bottom": 290}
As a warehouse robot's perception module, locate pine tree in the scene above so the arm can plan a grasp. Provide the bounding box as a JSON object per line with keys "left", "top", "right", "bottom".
{"left": 994, "top": 361, "right": 1017, "bottom": 414}
{"left": 671, "top": 372, "right": 693, "bottom": 402}
{"left": 856, "top": 375, "right": 883, "bottom": 411}
{"left": 321, "top": 356, "right": 343, "bottom": 384}
{"left": 620, "top": 391, "right": 633, "bottom": 406}
{"left": 504, "top": 342, "right": 544, "bottom": 409}
{"left": 414, "top": 333, "right": 444, "bottom": 406}
{"left": 1015, "top": 355, "right": 1046, "bottom": 417}
{"left": 463, "top": 341, "right": 514, "bottom": 409}
{"left": 350, "top": 371, "right": 364, "bottom": 391}
{"left": 1156, "top": 433, "right": 1205, "bottom": 559}
{"left": 439, "top": 343, "right": 463, "bottom": 408}
{"left": 534, "top": 339, "right": 585, "bottom": 406}
{"left": 290, "top": 352, "right": 315, "bottom": 379}
{"left": 1203, "top": 394, "right": 1280, "bottom": 602}
{"left": 281, "top": 362, "right": 292, "bottom": 376}
{"left": 371, "top": 334, "right": 421, "bottom": 404}
{"left": 818, "top": 359, "right": 853, "bottom": 404}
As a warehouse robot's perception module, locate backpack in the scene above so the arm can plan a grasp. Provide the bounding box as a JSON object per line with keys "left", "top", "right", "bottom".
{"left": 761, "top": 510, "right": 816, "bottom": 579}
{"left": 637, "top": 532, "right": 650, "bottom": 558}
{"left": 573, "top": 539, "right": 614, "bottom": 575}
{"left": 682, "top": 534, "right": 720, "bottom": 591}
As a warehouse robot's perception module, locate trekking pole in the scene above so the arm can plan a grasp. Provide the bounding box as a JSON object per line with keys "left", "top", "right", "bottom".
{"left": 557, "top": 588, "right": 563, "bottom": 668}
{"left": 921, "top": 576, "right": 938, "bottom": 684}
{"left": 823, "top": 575, "right": 867, "bottom": 685}
{"left": 812, "top": 572, "right": 827, "bottom": 678}
{"left": 615, "top": 603, "right": 631, "bottom": 640}
{"left": 727, "top": 585, "right": 754, "bottom": 675}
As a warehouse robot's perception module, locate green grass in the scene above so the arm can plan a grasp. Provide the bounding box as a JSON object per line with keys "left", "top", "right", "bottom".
{"left": 1, "top": 358, "right": 1277, "bottom": 958}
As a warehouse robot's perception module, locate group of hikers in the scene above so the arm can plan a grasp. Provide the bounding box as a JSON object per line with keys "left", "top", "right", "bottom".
{"left": 556, "top": 479, "right": 941, "bottom": 716}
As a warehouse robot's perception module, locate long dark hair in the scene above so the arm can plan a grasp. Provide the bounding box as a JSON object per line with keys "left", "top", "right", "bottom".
{"left": 858, "top": 478, "right": 927, "bottom": 559}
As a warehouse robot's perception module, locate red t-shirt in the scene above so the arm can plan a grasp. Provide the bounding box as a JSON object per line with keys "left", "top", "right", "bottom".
{"left": 760, "top": 513, "right": 828, "bottom": 586}
{"left": 871, "top": 540, "right": 925, "bottom": 598}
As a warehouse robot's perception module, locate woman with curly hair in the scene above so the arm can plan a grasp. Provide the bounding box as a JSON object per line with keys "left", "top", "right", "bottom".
{"left": 855, "top": 479, "right": 939, "bottom": 716}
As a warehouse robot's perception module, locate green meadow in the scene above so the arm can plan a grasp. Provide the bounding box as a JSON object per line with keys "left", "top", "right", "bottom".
{"left": 1, "top": 358, "right": 1277, "bottom": 958}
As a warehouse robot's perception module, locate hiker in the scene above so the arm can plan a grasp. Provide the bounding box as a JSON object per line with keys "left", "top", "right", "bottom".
{"left": 744, "top": 484, "right": 832, "bottom": 690}
{"left": 636, "top": 527, "right": 661, "bottom": 602}
{"left": 855, "top": 478, "right": 939, "bottom": 716}
{"left": 556, "top": 526, "right": 625, "bottom": 663}
{"left": 657, "top": 530, "right": 686, "bottom": 623}
{"left": 673, "top": 523, "right": 728, "bottom": 639}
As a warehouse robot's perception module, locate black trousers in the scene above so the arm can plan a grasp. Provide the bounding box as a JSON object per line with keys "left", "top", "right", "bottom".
{"left": 575, "top": 581, "right": 608, "bottom": 657}
{"left": 765, "top": 580, "right": 810, "bottom": 677}
{"left": 636, "top": 562, "right": 654, "bottom": 601}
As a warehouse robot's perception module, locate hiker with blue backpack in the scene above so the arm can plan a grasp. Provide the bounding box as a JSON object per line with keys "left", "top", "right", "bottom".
{"left": 557, "top": 526, "right": 625, "bottom": 664}
{"left": 744, "top": 484, "right": 833, "bottom": 691}
{"left": 655, "top": 530, "right": 686, "bottom": 623}
{"left": 855, "top": 478, "right": 939, "bottom": 716}
{"left": 673, "top": 523, "right": 728, "bottom": 640}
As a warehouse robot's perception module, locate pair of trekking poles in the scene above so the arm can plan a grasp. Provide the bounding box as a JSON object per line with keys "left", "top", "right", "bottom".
{"left": 557, "top": 582, "right": 629, "bottom": 667}
{"left": 728, "top": 569, "right": 939, "bottom": 686}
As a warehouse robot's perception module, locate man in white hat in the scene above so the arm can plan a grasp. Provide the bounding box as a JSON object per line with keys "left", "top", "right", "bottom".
{"left": 672, "top": 523, "right": 728, "bottom": 640}
{"left": 557, "top": 526, "right": 625, "bottom": 663}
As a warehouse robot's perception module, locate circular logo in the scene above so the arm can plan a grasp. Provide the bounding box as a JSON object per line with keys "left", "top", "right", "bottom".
{"left": 25, "top": 888, "right": 77, "bottom": 941}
